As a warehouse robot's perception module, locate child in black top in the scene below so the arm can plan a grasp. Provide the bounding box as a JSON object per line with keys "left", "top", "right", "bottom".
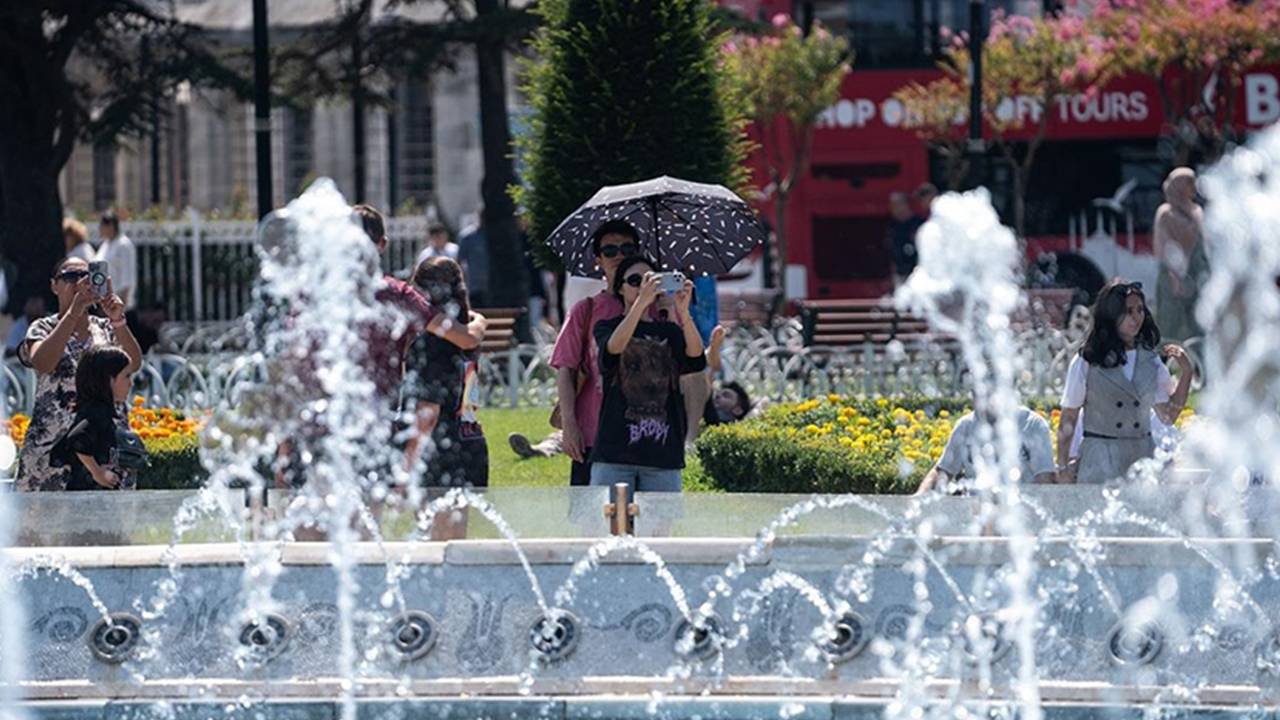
{"left": 52, "top": 346, "right": 136, "bottom": 490}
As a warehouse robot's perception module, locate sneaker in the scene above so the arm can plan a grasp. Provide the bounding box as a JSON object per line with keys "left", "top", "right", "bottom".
{"left": 508, "top": 433, "right": 541, "bottom": 459}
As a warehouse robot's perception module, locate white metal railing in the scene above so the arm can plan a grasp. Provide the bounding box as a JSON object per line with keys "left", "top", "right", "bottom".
{"left": 92, "top": 213, "right": 430, "bottom": 324}
{"left": 3, "top": 320, "right": 1099, "bottom": 417}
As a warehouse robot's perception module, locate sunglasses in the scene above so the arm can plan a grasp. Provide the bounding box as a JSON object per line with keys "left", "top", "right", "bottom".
{"left": 1121, "top": 281, "right": 1143, "bottom": 295}
{"left": 56, "top": 270, "right": 89, "bottom": 283}
{"left": 624, "top": 273, "right": 645, "bottom": 287}
{"left": 599, "top": 243, "right": 639, "bottom": 259}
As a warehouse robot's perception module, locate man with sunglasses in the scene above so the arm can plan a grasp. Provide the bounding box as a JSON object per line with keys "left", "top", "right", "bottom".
{"left": 542, "top": 220, "right": 644, "bottom": 486}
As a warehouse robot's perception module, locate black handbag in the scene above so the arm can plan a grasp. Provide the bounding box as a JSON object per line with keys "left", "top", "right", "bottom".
{"left": 114, "top": 426, "right": 149, "bottom": 470}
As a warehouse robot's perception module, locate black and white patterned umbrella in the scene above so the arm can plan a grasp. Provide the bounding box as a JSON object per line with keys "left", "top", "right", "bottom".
{"left": 546, "top": 175, "right": 765, "bottom": 278}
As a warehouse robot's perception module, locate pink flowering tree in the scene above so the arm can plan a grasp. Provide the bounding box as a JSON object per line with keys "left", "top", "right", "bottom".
{"left": 721, "top": 15, "right": 849, "bottom": 298}
{"left": 1091, "top": 0, "right": 1280, "bottom": 165}
{"left": 895, "top": 11, "right": 1103, "bottom": 238}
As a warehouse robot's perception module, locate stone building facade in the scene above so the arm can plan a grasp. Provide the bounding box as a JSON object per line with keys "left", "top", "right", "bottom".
{"left": 59, "top": 1, "right": 521, "bottom": 231}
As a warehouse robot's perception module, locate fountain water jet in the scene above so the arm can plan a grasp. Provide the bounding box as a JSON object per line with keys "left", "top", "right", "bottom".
{"left": 895, "top": 187, "right": 1044, "bottom": 719}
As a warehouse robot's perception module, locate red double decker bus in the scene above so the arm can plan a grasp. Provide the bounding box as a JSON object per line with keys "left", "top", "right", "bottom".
{"left": 725, "top": 0, "right": 1280, "bottom": 302}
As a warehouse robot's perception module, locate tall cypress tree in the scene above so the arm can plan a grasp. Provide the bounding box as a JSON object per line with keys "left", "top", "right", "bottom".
{"left": 516, "top": 0, "right": 749, "bottom": 268}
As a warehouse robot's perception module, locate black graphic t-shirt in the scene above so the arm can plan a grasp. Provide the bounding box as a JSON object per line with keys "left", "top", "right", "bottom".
{"left": 591, "top": 317, "right": 707, "bottom": 469}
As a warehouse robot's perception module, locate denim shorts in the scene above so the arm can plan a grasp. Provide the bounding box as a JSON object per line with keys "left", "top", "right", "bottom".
{"left": 589, "top": 462, "right": 682, "bottom": 492}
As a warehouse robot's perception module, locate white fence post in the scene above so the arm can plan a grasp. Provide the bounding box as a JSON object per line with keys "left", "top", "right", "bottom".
{"left": 507, "top": 347, "right": 520, "bottom": 409}
{"left": 188, "top": 207, "right": 204, "bottom": 327}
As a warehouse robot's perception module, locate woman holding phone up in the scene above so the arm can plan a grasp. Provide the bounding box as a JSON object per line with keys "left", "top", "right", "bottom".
{"left": 16, "top": 257, "right": 142, "bottom": 492}
{"left": 590, "top": 256, "right": 706, "bottom": 493}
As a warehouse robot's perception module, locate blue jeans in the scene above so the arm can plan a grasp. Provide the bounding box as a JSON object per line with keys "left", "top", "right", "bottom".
{"left": 589, "top": 463, "right": 682, "bottom": 493}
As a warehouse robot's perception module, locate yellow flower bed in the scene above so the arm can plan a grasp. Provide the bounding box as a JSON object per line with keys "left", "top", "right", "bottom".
{"left": 124, "top": 395, "right": 206, "bottom": 446}
{"left": 791, "top": 396, "right": 958, "bottom": 474}
{"left": 5, "top": 396, "right": 206, "bottom": 451}
{"left": 5, "top": 397, "right": 210, "bottom": 489}
{"left": 5, "top": 414, "right": 29, "bottom": 447}
{"left": 787, "top": 395, "right": 1193, "bottom": 469}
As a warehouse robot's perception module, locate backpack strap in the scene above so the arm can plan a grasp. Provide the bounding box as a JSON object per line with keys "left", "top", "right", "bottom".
{"left": 577, "top": 293, "right": 596, "bottom": 378}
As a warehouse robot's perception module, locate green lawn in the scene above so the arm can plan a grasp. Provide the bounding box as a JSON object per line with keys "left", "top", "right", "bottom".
{"left": 478, "top": 406, "right": 570, "bottom": 488}
{"left": 478, "top": 406, "right": 715, "bottom": 491}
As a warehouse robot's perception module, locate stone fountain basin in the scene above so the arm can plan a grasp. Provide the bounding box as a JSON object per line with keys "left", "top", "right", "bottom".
{"left": 16, "top": 696, "right": 1277, "bottom": 720}
{"left": 10, "top": 535, "right": 1280, "bottom": 707}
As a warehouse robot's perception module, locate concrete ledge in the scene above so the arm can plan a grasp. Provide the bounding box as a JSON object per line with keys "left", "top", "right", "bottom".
{"left": 22, "top": 698, "right": 109, "bottom": 720}
{"left": 2, "top": 538, "right": 765, "bottom": 569}
{"left": 565, "top": 696, "right": 835, "bottom": 719}
{"left": 770, "top": 535, "right": 1278, "bottom": 568}
{"left": 4, "top": 542, "right": 448, "bottom": 568}
{"left": 443, "top": 538, "right": 767, "bottom": 566}
{"left": 23, "top": 698, "right": 1270, "bottom": 720}
{"left": 14, "top": 677, "right": 1280, "bottom": 706}
{"left": 7, "top": 536, "right": 1275, "bottom": 570}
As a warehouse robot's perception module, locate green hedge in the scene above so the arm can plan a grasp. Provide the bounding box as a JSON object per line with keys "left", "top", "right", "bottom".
{"left": 696, "top": 423, "right": 913, "bottom": 494}
{"left": 135, "top": 442, "right": 209, "bottom": 490}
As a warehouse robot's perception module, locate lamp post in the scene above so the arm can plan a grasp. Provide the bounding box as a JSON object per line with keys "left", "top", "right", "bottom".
{"left": 143, "top": 35, "right": 160, "bottom": 207}
{"left": 352, "top": 25, "right": 366, "bottom": 203}
{"left": 967, "top": 0, "right": 987, "bottom": 185}
{"left": 252, "top": 0, "right": 273, "bottom": 219}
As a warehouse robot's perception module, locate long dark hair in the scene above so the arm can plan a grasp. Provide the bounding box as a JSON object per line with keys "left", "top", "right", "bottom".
{"left": 1080, "top": 278, "right": 1161, "bottom": 367}
{"left": 414, "top": 256, "right": 470, "bottom": 320}
{"left": 75, "top": 346, "right": 131, "bottom": 407}
{"left": 612, "top": 255, "right": 658, "bottom": 298}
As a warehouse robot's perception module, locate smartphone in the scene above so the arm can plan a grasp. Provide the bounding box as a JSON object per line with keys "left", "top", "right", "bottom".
{"left": 656, "top": 271, "right": 685, "bottom": 294}
{"left": 88, "top": 260, "right": 109, "bottom": 299}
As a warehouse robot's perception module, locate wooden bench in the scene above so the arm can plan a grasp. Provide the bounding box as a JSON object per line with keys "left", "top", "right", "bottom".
{"left": 473, "top": 307, "right": 526, "bottom": 355}
{"left": 470, "top": 307, "right": 529, "bottom": 407}
{"left": 718, "top": 288, "right": 782, "bottom": 328}
{"left": 798, "top": 299, "right": 944, "bottom": 349}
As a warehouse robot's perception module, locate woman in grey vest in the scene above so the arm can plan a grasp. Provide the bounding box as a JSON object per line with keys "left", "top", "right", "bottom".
{"left": 1056, "top": 280, "right": 1193, "bottom": 484}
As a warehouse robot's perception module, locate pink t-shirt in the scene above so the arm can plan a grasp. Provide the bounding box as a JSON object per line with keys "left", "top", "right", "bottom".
{"left": 549, "top": 291, "right": 625, "bottom": 449}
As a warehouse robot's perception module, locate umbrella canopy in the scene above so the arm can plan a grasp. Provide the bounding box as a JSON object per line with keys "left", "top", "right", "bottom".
{"left": 545, "top": 176, "right": 766, "bottom": 278}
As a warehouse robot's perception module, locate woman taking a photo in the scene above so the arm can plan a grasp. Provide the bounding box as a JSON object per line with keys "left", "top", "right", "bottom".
{"left": 17, "top": 257, "right": 142, "bottom": 492}
{"left": 1056, "top": 279, "right": 1193, "bottom": 484}
{"left": 590, "top": 256, "right": 705, "bottom": 492}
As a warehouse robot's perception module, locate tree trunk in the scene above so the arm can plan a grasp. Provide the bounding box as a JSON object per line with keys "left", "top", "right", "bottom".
{"left": 1012, "top": 170, "right": 1026, "bottom": 243}
{"left": 942, "top": 145, "right": 970, "bottom": 191}
{"left": 772, "top": 189, "right": 789, "bottom": 313}
{"left": 994, "top": 139, "right": 1026, "bottom": 240}
{"left": 1014, "top": 127, "right": 1047, "bottom": 255}
{"left": 769, "top": 121, "right": 816, "bottom": 311}
{"left": 0, "top": 26, "right": 67, "bottom": 314}
{"left": 0, "top": 139, "right": 64, "bottom": 315}
{"left": 474, "top": 0, "right": 529, "bottom": 340}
